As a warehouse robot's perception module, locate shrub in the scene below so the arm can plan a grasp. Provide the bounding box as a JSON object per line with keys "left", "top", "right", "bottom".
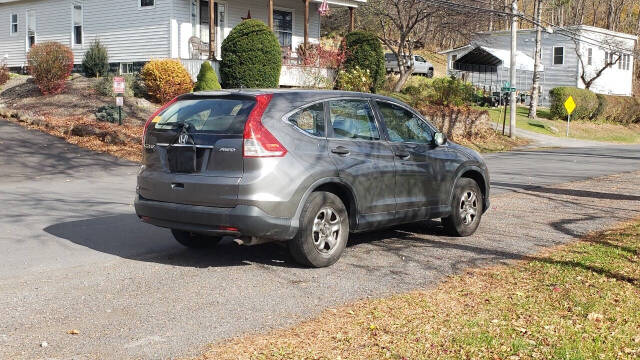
{"left": 594, "top": 94, "right": 640, "bottom": 124}
{"left": 342, "top": 31, "right": 385, "bottom": 93}
{"left": 220, "top": 19, "right": 281, "bottom": 88}
{"left": 428, "top": 77, "right": 476, "bottom": 106}
{"left": 549, "top": 87, "right": 598, "bottom": 120}
{"left": 82, "top": 40, "right": 110, "bottom": 78}
{"left": 27, "top": 42, "right": 74, "bottom": 95}
{"left": 336, "top": 66, "right": 373, "bottom": 93}
{"left": 0, "top": 65, "right": 9, "bottom": 86}
{"left": 194, "top": 61, "right": 221, "bottom": 91}
{"left": 141, "top": 59, "right": 193, "bottom": 103}
{"left": 94, "top": 74, "right": 145, "bottom": 98}
{"left": 298, "top": 43, "right": 347, "bottom": 69}
{"left": 95, "top": 105, "right": 126, "bottom": 123}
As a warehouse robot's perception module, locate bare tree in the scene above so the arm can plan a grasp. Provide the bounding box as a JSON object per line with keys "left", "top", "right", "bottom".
{"left": 363, "top": 0, "right": 439, "bottom": 91}
{"left": 573, "top": 37, "right": 632, "bottom": 89}
{"left": 528, "top": 0, "right": 544, "bottom": 119}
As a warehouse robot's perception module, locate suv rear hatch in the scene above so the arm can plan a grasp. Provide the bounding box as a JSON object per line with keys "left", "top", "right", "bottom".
{"left": 139, "top": 94, "right": 256, "bottom": 208}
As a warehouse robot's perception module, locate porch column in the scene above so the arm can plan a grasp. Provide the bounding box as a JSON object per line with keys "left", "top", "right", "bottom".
{"left": 268, "top": 0, "right": 274, "bottom": 30}
{"left": 209, "top": 0, "right": 215, "bottom": 59}
{"left": 303, "top": 0, "right": 309, "bottom": 48}
{"left": 349, "top": 7, "right": 355, "bottom": 32}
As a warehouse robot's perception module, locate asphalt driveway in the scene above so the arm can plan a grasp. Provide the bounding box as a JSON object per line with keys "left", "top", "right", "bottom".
{"left": 1, "top": 120, "right": 639, "bottom": 359}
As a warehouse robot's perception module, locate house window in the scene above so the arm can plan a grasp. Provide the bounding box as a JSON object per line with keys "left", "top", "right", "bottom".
{"left": 26, "top": 10, "right": 36, "bottom": 49}
{"left": 451, "top": 54, "right": 457, "bottom": 68}
{"left": 627, "top": 55, "right": 632, "bottom": 70}
{"left": 140, "top": 0, "right": 155, "bottom": 7}
{"left": 553, "top": 46, "right": 563, "bottom": 65}
{"left": 72, "top": 3, "right": 83, "bottom": 45}
{"left": 274, "top": 10, "right": 292, "bottom": 48}
{"left": 587, "top": 48, "right": 592, "bottom": 65}
{"left": 619, "top": 53, "right": 623, "bottom": 69}
{"left": 10, "top": 14, "right": 18, "bottom": 34}
{"left": 120, "top": 63, "right": 133, "bottom": 74}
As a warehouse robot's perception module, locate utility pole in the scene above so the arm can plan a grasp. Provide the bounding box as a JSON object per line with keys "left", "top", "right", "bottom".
{"left": 509, "top": 0, "right": 518, "bottom": 138}
{"left": 528, "top": 0, "right": 542, "bottom": 119}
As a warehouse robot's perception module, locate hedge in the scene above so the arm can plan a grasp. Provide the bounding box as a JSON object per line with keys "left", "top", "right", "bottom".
{"left": 220, "top": 19, "right": 281, "bottom": 88}
{"left": 595, "top": 94, "right": 640, "bottom": 124}
{"left": 343, "top": 31, "right": 385, "bottom": 93}
{"left": 550, "top": 86, "right": 640, "bottom": 124}
{"left": 549, "top": 87, "right": 599, "bottom": 120}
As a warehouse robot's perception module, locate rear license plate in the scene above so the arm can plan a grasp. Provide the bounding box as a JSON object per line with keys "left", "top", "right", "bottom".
{"left": 167, "top": 147, "right": 197, "bottom": 173}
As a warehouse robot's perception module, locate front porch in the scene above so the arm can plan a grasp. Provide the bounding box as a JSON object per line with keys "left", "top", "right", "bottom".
{"left": 176, "top": 0, "right": 364, "bottom": 87}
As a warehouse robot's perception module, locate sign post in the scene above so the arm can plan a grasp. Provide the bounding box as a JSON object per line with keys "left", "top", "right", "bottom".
{"left": 113, "top": 77, "right": 126, "bottom": 126}
{"left": 564, "top": 95, "right": 576, "bottom": 137}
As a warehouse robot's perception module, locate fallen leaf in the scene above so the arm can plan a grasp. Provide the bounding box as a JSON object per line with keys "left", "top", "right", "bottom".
{"left": 67, "top": 329, "right": 79, "bottom": 335}
{"left": 587, "top": 313, "right": 603, "bottom": 322}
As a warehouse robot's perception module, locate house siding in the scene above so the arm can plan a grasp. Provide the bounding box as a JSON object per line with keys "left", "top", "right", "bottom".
{"left": 0, "top": 0, "right": 72, "bottom": 68}
{"left": 171, "top": 0, "right": 321, "bottom": 60}
{"left": 75, "top": 0, "right": 172, "bottom": 64}
{"left": 445, "top": 26, "right": 636, "bottom": 99}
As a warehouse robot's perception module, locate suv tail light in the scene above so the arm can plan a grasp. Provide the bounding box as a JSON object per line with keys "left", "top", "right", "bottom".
{"left": 243, "top": 94, "right": 287, "bottom": 158}
{"left": 142, "top": 96, "right": 179, "bottom": 145}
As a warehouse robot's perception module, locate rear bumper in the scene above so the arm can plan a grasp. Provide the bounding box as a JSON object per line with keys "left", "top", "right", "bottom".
{"left": 134, "top": 195, "right": 297, "bottom": 240}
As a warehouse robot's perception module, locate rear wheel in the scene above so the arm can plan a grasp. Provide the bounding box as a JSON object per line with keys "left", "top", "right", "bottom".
{"left": 442, "top": 178, "right": 483, "bottom": 237}
{"left": 289, "top": 192, "right": 349, "bottom": 268}
{"left": 171, "top": 229, "right": 222, "bottom": 249}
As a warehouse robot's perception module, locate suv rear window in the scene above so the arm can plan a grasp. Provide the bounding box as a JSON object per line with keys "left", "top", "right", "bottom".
{"left": 153, "top": 98, "right": 255, "bottom": 134}
{"left": 288, "top": 102, "right": 325, "bottom": 137}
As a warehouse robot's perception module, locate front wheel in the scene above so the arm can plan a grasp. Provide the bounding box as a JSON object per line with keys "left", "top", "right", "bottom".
{"left": 442, "top": 178, "right": 483, "bottom": 237}
{"left": 171, "top": 229, "right": 222, "bottom": 249}
{"left": 289, "top": 192, "right": 349, "bottom": 268}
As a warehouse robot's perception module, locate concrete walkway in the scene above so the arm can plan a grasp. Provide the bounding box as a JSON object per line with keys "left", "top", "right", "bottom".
{"left": 491, "top": 122, "right": 615, "bottom": 148}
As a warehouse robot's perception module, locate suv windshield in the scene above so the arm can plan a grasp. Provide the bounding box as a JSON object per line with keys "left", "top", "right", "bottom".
{"left": 153, "top": 98, "right": 256, "bottom": 134}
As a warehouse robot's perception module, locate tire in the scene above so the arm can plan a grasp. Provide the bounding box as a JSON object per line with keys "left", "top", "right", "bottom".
{"left": 442, "top": 178, "right": 483, "bottom": 237}
{"left": 288, "top": 192, "right": 349, "bottom": 268}
{"left": 171, "top": 229, "right": 222, "bottom": 249}
{"left": 426, "top": 70, "right": 434, "bottom": 78}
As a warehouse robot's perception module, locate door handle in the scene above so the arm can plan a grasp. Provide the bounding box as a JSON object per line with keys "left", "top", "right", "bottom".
{"left": 331, "top": 146, "right": 350, "bottom": 156}
{"left": 394, "top": 150, "right": 411, "bottom": 159}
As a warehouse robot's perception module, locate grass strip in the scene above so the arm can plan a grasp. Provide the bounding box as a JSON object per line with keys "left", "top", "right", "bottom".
{"left": 196, "top": 220, "right": 640, "bottom": 360}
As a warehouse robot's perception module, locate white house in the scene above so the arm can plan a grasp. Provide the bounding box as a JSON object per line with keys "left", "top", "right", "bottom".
{"left": 441, "top": 25, "right": 637, "bottom": 104}
{"left": 0, "top": 0, "right": 365, "bottom": 85}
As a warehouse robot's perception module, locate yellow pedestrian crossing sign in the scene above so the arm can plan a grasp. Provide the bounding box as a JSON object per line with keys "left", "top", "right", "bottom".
{"left": 564, "top": 96, "right": 576, "bottom": 115}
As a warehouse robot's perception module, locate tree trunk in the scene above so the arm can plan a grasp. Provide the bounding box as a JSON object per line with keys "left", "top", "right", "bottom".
{"left": 528, "top": 0, "right": 543, "bottom": 119}
{"left": 489, "top": 0, "right": 494, "bottom": 31}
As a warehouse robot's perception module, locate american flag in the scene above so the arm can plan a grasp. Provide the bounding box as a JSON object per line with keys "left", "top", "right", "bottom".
{"left": 318, "top": 0, "right": 331, "bottom": 16}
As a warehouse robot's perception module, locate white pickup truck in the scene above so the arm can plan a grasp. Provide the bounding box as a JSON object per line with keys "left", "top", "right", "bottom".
{"left": 385, "top": 53, "right": 434, "bottom": 78}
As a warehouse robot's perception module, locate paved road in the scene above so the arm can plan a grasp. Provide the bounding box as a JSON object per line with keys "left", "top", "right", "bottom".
{"left": 1, "top": 120, "right": 640, "bottom": 359}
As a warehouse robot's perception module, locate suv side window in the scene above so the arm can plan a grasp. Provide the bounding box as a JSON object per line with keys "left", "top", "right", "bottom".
{"left": 288, "top": 102, "right": 325, "bottom": 137}
{"left": 376, "top": 101, "right": 433, "bottom": 144}
{"left": 329, "top": 99, "right": 380, "bottom": 140}
{"left": 415, "top": 55, "right": 426, "bottom": 63}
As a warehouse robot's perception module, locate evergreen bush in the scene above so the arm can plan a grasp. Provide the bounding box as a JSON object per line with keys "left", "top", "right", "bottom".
{"left": 220, "top": 19, "right": 282, "bottom": 88}
{"left": 194, "top": 61, "right": 221, "bottom": 91}
{"left": 342, "top": 31, "right": 385, "bottom": 93}
{"left": 82, "top": 40, "right": 110, "bottom": 78}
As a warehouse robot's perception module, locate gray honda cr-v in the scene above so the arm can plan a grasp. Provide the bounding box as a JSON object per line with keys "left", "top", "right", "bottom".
{"left": 135, "top": 90, "right": 490, "bottom": 267}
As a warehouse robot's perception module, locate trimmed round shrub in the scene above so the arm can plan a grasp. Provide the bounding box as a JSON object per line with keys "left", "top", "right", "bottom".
{"left": 549, "top": 87, "right": 598, "bottom": 120}
{"left": 141, "top": 59, "right": 193, "bottom": 103}
{"left": 194, "top": 61, "right": 221, "bottom": 91}
{"left": 82, "top": 40, "right": 110, "bottom": 78}
{"left": 220, "top": 19, "right": 282, "bottom": 88}
{"left": 27, "top": 42, "right": 74, "bottom": 95}
{"left": 342, "top": 31, "right": 385, "bottom": 93}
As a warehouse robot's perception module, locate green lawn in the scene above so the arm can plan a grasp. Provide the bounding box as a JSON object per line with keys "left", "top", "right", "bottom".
{"left": 479, "top": 105, "right": 640, "bottom": 144}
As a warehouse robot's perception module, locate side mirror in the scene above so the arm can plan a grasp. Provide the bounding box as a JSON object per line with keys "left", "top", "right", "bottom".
{"left": 434, "top": 132, "right": 447, "bottom": 146}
